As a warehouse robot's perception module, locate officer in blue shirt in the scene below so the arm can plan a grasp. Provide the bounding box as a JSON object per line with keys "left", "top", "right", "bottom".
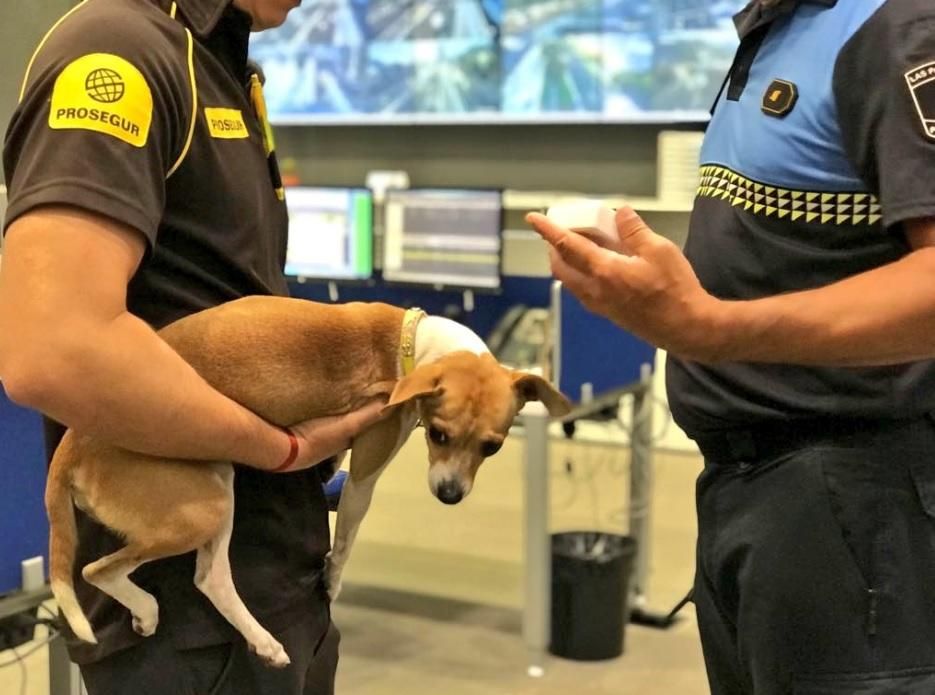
{"left": 529, "top": 0, "right": 935, "bottom": 692}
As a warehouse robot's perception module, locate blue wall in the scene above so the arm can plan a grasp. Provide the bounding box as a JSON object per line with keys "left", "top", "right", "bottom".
{"left": 0, "top": 390, "right": 47, "bottom": 595}
{"left": 288, "top": 276, "right": 554, "bottom": 342}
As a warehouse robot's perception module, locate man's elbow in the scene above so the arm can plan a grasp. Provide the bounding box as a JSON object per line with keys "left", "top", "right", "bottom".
{"left": 0, "top": 334, "right": 76, "bottom": 411}
{"left": 1, "top": 358, "right": 49, "bottom": 408}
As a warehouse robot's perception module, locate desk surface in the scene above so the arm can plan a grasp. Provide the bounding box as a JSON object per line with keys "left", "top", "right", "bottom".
{"left": 0, "top": 586, "right": 52, "bottom": 619}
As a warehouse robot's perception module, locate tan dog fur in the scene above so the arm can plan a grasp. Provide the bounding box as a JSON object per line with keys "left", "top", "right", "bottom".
{"left": 45, "top": 296, "right": 570, "bottom": 667}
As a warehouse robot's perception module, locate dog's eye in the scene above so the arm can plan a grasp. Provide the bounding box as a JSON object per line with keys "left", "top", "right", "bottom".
{"left": 480, "top": 441, "right": 502, "bottom": 458}
{"left": 428, "top": 426, "right": 449, "bottom": 446}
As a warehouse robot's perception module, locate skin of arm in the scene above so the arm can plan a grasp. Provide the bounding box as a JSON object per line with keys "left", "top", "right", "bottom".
{"left": 526, "top": 208, "right": 935, "bottom": 367}
{"left": 0, "top": 206, "right": 385, "bottom": 471}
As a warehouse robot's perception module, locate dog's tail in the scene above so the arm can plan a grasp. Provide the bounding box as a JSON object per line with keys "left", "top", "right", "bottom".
{"left": 45, "top": 439, "right": 97, "bottom": 644}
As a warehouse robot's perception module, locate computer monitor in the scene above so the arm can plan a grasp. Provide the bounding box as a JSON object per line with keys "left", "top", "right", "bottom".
{"left": 382, "top": 188, "right": 502, "bottom": 290}
{"left": 285, "top": 187, "right": 373, "bottom": 281}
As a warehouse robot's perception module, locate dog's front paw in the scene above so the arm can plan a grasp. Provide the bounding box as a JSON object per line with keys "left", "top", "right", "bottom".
{"left": 249, "top": 634, "right": 291, "bottom": 669}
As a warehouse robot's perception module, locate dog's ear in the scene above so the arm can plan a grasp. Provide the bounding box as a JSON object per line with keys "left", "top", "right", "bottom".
{"left": 383, "top": 365, "right": 444, "bottom": 414}
{"left": 512, "top": 372, "right": 572, "bottom": 417}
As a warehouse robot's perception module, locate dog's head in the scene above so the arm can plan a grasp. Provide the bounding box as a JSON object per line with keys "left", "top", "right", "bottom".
{"left": 383, "top": 351, "right": 570, "bottom": 505}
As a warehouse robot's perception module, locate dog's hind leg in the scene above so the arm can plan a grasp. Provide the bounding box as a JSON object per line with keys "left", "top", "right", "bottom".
{"left": 80, "top": 460, "right": 232, "bottom": 638}
{"left": 326, "top": 412, "right": 413, "bottom": 601}
{"left": 194, "top": 465, "right": 290, "bottom": 669}
{"left": 81, "top": 545, "right": 160, "bottom": 636}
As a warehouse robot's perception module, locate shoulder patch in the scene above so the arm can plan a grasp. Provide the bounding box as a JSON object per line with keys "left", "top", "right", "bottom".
{"left": 48, "top": 53, "right": 153, "bottom": 147}
{"left": 905, "top": 61, "right": 935, "bottom": 140}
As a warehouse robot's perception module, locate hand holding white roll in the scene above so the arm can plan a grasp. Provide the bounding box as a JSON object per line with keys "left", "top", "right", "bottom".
{"left": 545, "top": 199, "right": 619, "bottom": 250}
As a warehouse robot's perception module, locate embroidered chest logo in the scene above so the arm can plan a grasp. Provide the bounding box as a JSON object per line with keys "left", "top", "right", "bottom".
{"left": 905, "top": 61, "right": 935, "bottom": 140}
{"left": 204, "top": 108, "right": 249, "bottom": 139}
{"left": 49, "top": 53, "right": 152, "bottom": 147}
{"left": 761, "top": 79, "right": 798, "bottom": 118}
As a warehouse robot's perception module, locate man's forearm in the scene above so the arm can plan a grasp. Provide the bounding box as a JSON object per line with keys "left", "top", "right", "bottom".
{"left": 531, "top": 209, "right": 935, "bottom": 369}
{"left": 705, "top": 246, "right": 935, "bottom": 366}
{"left": 3, "top": 310, "right": 288, "bottom": 469}
{"left": 0, "top": 207, "right": 292, "bottom": 469}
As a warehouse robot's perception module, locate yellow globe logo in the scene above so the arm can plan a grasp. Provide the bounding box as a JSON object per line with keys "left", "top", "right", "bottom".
{"left": 85, "top": 68, "right": 125, "bottom": 104}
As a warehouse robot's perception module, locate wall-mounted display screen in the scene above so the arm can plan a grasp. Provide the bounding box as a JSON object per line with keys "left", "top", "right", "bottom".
{"left": 250, "top": 0, "right": 746, "bottom": 125}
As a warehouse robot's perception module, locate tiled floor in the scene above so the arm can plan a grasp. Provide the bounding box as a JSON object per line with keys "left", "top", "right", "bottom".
{"left": 0, "top": 445, "right": 709, "bottom": 694}
{"left": 334, "top": 585, "right": 707, "bottom": 695}
{"left": 333, "top": 440, "right": 709, "bottom": 695}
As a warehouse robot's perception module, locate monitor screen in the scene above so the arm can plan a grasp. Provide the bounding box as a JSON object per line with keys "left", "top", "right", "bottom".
{"left": 285, "top": 187, "right": 374, "bottom": 281}
{"left": 382, "top": 189, "right": 502, "bottom": 289}
{"left": 249, "top": 1, "right": 746, "bottom": 125}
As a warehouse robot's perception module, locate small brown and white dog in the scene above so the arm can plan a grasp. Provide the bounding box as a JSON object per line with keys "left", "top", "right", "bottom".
{"left": 45, "top": 296, "right": 569, "bottom": 667}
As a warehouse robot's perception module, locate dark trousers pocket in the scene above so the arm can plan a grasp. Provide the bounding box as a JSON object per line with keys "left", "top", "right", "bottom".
{"left": 908, "top": 455, "right": 935, "bottom": 519}
{"left": 795, "top": 666, "right": 935, "bottom": 694}
{"left": 181, "top": 642, "right": 236, "bottom": 695}
{"left": 81, "top": 633, "right": 221, "bottom": 695}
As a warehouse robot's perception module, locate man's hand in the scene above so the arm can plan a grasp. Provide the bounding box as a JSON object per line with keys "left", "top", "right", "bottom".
{"left": 525, "top": 207, "right": 723, "bottom": 360}
{"left": 271, "top": 396, "right": 390, "bottom": 473}
{"left": 529, "top": 209, "right": 935, "bottom": 367}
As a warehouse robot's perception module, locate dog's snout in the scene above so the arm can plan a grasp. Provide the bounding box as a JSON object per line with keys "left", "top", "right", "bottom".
{"left": 436, "top": 480, "right": 464, "bottom": 505}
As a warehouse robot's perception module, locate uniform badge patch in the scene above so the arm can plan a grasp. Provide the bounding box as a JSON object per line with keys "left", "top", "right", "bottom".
{"left": 762, "top": 79, "right": 798, "bottom": 118}
{"left": 905, "top": 61, "right": 935, "bottom": 140}
{"left": 204, "top": 108, "right": 249, "bottom": 139}
{"left": 48, "top": 53, "right": 153, "bottom": 147}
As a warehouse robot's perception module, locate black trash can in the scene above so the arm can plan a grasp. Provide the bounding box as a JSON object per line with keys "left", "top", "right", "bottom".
{"left": 550, "top": 531, "right": 638, "bottom": 661}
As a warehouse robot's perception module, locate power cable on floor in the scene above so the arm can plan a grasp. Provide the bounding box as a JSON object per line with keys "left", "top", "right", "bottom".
{"left": 0, "top": 611, "right": 60, "bottom": 695}
{"left": 0, "top": 628, "right": 61, "bottom": 669}
{"left": 13, "top": 644, "right": 27, "bottom": 695}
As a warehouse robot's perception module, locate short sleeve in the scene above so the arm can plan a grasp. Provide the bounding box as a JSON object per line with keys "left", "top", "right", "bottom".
{"left": 2, "top": 4, "right": 191, "bottom": 247}
{"left": 833, "top": 0, "right": 935, "bottom": 229}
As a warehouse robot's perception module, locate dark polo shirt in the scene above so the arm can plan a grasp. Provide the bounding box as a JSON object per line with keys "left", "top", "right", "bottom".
{"left": 3, "top": 0, "right": 331, "bottom": 663}
{"left": 667, "top": 0, "right": 935, "bottom": 437}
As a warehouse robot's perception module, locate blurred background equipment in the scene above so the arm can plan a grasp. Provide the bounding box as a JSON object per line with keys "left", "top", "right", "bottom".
{"left": 655, "top": 130, "right": 705, "bottom": 203}
{"left": 364, "top": 170, "right": 411, "bottom": 205}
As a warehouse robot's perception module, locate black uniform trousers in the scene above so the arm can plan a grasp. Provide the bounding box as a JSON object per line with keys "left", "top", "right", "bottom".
{"left": 79, "top": 613, "right": 340, "bottom": 695}
{"left": 693, "top": 415, "right": 935, "bottom": 694}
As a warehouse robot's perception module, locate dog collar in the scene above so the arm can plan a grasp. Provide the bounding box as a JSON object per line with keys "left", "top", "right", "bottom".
{"left": 400, "top": 308, "right": 425, "bottom": 377}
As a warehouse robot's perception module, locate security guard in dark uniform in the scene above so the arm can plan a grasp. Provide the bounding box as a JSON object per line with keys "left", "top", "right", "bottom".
{"left": 0, "top": 0, "right": 384, "bottom": 692}
{"left": 529, "top": 0, "right": 935, "bottom": 692}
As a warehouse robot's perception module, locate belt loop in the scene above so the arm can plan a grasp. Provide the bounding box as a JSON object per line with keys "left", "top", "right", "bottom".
{"left": 725, "top": 430, "right": 757, "bottom": 462}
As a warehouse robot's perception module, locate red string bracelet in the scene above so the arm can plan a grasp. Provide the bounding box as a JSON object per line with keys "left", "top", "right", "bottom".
{"left": 271, "top": 427, "right": 299, "bottom": 473}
